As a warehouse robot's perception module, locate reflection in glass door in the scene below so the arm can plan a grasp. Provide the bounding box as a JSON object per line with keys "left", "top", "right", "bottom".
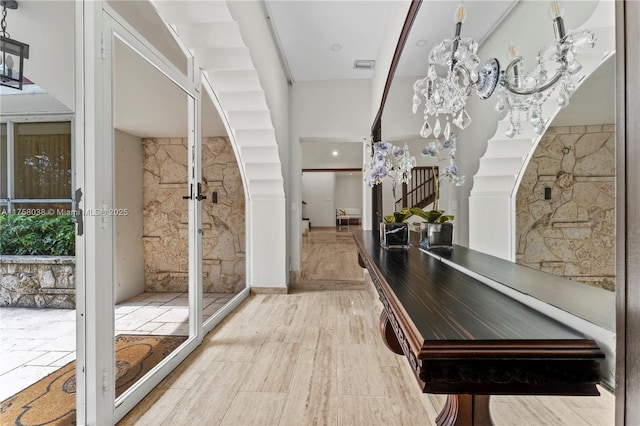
{"left": 111, "top": 35, "right": 194, "bottom": 407}
{"left": 200, "top": 84, "right": 248, "bottom": 330}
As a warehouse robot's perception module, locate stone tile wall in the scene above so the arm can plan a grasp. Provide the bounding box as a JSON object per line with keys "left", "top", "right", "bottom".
{"left": 516, "top": 125, "right": 615, "bottom": 291}
{"left": 143, "top": 137, "right": 245, "bottom": 293}
{"left": 0, "top": 256, "right": 75, "bottom": 308}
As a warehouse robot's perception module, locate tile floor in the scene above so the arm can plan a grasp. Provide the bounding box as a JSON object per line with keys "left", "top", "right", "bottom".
{"left": 0, "top": 292, "right": 234, "bottom": 401}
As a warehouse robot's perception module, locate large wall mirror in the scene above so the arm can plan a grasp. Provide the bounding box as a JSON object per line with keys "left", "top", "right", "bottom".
{"left": 377, "top": 0, "right": 616, "bottom": 387}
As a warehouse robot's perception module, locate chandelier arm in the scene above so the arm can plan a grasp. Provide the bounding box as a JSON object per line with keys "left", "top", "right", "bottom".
{"left": 1, "top": 4, "right": 8, "bottom": 38}
{"left": 455, "top": 65, "right": 473, "bottom": 96}
{"left": 502, "top": 63, "right": 567, "bottom": 96}
{"left": 450, "top": 35, "right": 461, "bottom": 72}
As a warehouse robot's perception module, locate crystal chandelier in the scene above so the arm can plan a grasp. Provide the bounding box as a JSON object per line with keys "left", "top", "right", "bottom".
{"left": 413, "top": 1, "right": 596, "bottom": 143}
{"left": 495, "top": 1, "right": 596, "bottom": 137}
{"left": 412, "top": 3, "right": 501, "bottom": 141}
{"left": 412, "top": 2, "right": 494, "bottom": 187}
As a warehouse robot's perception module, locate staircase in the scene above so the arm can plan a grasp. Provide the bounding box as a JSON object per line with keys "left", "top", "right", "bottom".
{"left": 469, "top": 0, "right": 615, "bottom": 261}
{"left": 152, "top": 1, "right": 286, "bottom": 287}
{"left": 152, "top": 1, "right": 284, "bottom": 199}
{"left": 399, "top": 166, "right": 439, "bottom": 209}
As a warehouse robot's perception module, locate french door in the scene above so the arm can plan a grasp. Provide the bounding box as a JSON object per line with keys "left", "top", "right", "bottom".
{"left": 81, "top": 6, "right": 204, "bottom": 423}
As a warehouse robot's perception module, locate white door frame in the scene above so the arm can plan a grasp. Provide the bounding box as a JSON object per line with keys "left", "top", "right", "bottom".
{"left": 79, "top": 2, "right": 204, "bottom": 423}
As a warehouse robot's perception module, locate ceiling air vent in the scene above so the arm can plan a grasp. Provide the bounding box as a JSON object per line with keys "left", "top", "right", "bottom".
{"left": 353, "top": 60, "right": 375, "bottom": 70}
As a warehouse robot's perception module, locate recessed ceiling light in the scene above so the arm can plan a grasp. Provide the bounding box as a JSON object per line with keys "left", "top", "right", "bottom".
{"left": 416, "top": 39, "right": 428, "bottom": 47}
{"left": 332, "top": 151, "right": 339, "bottom": 156}
{"left": 330, "top": 43, "right": 342, "bottom": 52}
{"left": 353, "top": 59, "right": 375, "bottom": 70}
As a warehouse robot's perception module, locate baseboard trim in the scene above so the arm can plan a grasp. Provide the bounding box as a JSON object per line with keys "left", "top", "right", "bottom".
{"left": 250, "top": 287, "right": 288, "bottom": 294}
{"left": 289, "top": 271, "right": 301, "bottom": 289}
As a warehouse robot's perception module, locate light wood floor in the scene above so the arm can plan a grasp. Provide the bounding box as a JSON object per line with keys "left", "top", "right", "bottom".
{"left": 119, "top": 227, "right": 614, "bottom": 425}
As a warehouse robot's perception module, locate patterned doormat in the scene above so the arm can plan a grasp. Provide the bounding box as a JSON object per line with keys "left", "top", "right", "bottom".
{"left": 1, "top": 334, "right": 187, "bottom": 426}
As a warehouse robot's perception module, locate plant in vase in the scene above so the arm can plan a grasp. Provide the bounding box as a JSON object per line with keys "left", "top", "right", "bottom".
{"left": 416, "top": 132, "right": 464, "bottom": 250}
{"left": 418, "top": 209, "right": 455, "bottom": 250}
{"left": 380, "top": 207, "right": 426, "bottom": 249}
{"left": 364, "top": 139, "right": 417, "bottom": 249}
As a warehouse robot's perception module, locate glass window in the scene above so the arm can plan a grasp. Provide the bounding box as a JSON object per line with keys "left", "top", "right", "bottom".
{"left": 1, "top": 124, "right": 7, "bottom": 200}
{"left": 13, "top": 122, "right": 72, "bottom": 200}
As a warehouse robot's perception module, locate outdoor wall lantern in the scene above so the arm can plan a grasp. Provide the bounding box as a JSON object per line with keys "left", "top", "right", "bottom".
{"left": 1, "top": 0, "right": 29, "bottom": 90}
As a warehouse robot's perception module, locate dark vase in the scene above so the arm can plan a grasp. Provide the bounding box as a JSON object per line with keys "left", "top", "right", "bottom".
{"left": 420, "top": 222, "right": 454, "bottom": 250}
{"left": 380, "top": 222, "right": 410, "bottom": 250}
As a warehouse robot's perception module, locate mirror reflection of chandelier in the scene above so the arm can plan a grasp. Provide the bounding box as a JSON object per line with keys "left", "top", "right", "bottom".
{"left": 412, "top": 3, "right": 486, "bottom": 140}
{"left": 496, "top": 2, "right": 596, "bottom": 137}
{"left": 413, "top": 1, "right": 596, "bottom": 141}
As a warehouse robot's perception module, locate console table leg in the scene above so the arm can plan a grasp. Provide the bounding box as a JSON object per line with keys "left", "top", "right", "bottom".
{"left": 379, "top": 310, "right": 403, "bottom": 355}
{"left": 435, "top": 394, "right": 493, "bottom": 426}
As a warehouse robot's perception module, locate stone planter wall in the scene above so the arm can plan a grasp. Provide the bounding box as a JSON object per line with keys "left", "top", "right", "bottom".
{"left": 142, "top": 136, "right": 245, "bottom": 293}
{"left": 516, "top": 124, "right": 615, "bottom": 291}
{"left": 0, "top": 256, "right": 75, "bottom": 308}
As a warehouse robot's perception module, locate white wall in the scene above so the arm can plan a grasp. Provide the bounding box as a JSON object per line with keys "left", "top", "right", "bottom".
{"left": 335, "top": 174, "right": 363, "bottom": 210}
{"left": 382, "top": 76, "right": 425, "bottom": 143}
{"left": 114, "top": 130, "right": 144, "bottom": 304}
{"left": 291, "top": 80, "right": 372, "bottom": 138}
{"left": 302, "top": 172, "right": 336, "bottom": 227}
{"left": 228, "top": 1, "right": 290, "bottom": 288}
{"left": 370, "top": 1, "right": 413, "bottom": 121}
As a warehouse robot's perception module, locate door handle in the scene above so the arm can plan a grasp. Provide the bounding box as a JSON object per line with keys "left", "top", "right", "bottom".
{"left": 197, "top": 183, "right": 207, "bottom": 201}
{"left": 182, "top": 184, "right": 193, "bottom": 200}
{"left": 74, "top": 188, "right": 84, "bottom": 236}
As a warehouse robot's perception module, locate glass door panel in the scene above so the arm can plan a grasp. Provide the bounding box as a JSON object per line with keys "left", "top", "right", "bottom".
{"left": 112, "top": 37, "right": 192, "bottom": 403}
{"left": 201, "top": 85, "right": 247, "bottom": 327}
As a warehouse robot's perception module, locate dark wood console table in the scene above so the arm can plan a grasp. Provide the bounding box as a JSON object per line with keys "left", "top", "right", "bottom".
{"left": 353, "top": 231, "right": 604, "bottom": 426}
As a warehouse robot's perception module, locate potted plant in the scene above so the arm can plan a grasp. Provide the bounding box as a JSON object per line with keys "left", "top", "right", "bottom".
{"left": 380, "top": 207, "right": 411, "bottom": 249}
{"left": 364, "top": 140, "right": 417, "bottom": 249}
{"left": 364, "top": 138, "right": 462, "bottom": 251}
{"left": 418, "top": 209, "right": 455, "bottom": 250}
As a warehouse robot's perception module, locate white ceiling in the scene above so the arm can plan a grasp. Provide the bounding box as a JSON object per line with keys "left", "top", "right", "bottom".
{"left": 266, "top": 1, "right": 399, "bottom": 82}
{"left": 273, "top": 0, "right": 518, "bottom": 168}
{"left": 265, "top": 0, "right": 517, "bottom": 82}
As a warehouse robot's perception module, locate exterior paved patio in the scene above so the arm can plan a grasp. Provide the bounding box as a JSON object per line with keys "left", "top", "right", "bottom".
{"left": 0, "top": 292, "right": 233, "bottom": 401}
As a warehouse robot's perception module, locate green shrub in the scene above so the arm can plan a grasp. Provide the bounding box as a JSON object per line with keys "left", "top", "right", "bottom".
{"left": 0, "top": 214, "right": 75, "bottom": 256}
